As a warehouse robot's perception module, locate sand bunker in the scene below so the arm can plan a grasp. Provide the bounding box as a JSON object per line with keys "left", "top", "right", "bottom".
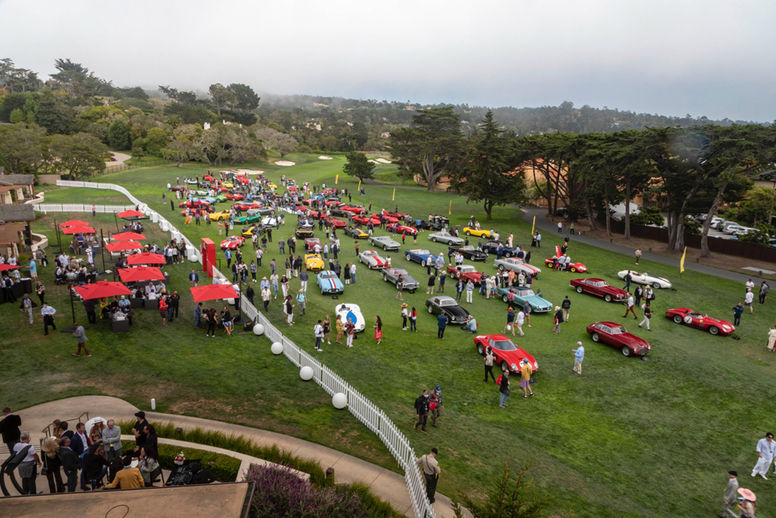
{"left": 318, "top": 155, "right": 333, "bottom": 160}
{"left": 236, "top": 169, "right": 264, "bottom": 175}
{"left": 274, "top": 161, "right": 296, "bottom": 167}
{"left": 375, "top": 158, "right": 392, "bottom": 164}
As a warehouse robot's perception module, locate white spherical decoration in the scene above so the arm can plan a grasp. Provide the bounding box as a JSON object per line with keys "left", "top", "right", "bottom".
{"left": 271, "top": 342, "right": 283, "bottom": 355}
{"left": 299, "top": 366, "right": 314, "bottom": 381}
{"left": 332, "top": 392, "right": 347, "bottom": 409}
{"left": 252, "top": 324, "right": 265, "bottom": 336}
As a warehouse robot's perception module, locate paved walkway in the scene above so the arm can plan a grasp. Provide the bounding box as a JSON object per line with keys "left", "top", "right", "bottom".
{"left": 4, "top": 396, "right": 463, "bottom": 517}
{"left": 522, "top": 207, "right": 754, "bottom": 283}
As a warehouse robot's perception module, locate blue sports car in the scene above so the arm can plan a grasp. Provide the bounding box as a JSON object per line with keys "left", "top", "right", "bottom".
{"left": 404, "top": 249, "right": 436, "bottom": 266}
{"left": 317, "top": 270, "right": 344, "bottom": 295}
{"left": 495, "top": 286, "right": 553, "bottom": 313}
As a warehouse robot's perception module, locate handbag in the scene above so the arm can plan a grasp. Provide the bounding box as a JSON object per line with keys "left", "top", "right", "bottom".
{"left": 18, "top": 460, "right": 35, "bottom": 478}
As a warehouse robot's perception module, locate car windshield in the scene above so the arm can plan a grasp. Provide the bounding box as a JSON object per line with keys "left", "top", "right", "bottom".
{"left": 416, "top": 250, "right": 430, "bottom": 255}
{"left": 517, "top": 289, "right": 535, "bottom": 296}
{"left": 393, "top": 269, "right": 408, "bottom": 275}
{"left": 321, "top": 272, "right": 335, "bottom": 279}
{"left": 438, "top": 298, "right": 456, "bottom": 306}
{"left": 489, "top": 339, "right": 517, "bottom": 351}
{"left": 610, "top": 326, "right": 625, "bottom": 334}
{"left": 591, "top": 281, "right": 605, "bottom": 287}
{"left": 459, "top": 266, "right": 475, "bottom": 272}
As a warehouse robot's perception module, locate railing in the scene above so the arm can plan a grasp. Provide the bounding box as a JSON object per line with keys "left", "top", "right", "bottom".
{"left": 34, "top": 203, "right": 134, "bottom": 214}
{"left": 215, "top": 267, "right": 434, "bottom": 518}
{"left": 41, "top": 412, "right": 89, "bottom": 438}
{"left": 44, "top": 179, "right": 434, "bottom": 518}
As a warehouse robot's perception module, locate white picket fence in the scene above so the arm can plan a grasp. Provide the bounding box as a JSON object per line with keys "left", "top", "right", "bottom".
{"left": 42, "top": 179, "right": 435, "bottom": 518}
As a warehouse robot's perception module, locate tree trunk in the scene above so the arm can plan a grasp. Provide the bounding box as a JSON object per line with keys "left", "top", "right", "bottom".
{"left": 422, "top": 154, "right": 436, "bottom": 191}
{"left": 624, "top": 182, "right": 631, "bottom": 240}
{"left": 605, "top": 201, "right": 611, "bottom": 236}
{"left": 700, "top": 182, "right": 728, "bottom": 257}
{"left": 585, "top": 199, "right": 597, "bottom": 230}
{"left": 484, "top": 200, "right": 493, "bottom": 220}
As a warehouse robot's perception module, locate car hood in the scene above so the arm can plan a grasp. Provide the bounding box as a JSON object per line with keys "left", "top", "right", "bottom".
{"left": 623, "top": 333, "right": 651, "bottom": 351}
{"left": 523, "top": 295, "right": 552, "bottom": 309}
{"left": 401, "top": 275, "right": 419, "bottom": 287}
{"left": 443, "top": 305, "right": 470, "bottom": 320}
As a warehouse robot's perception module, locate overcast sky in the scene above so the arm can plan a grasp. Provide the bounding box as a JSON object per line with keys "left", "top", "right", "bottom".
{"left": 1, "top": 0, "right": 774, "bottom": 121}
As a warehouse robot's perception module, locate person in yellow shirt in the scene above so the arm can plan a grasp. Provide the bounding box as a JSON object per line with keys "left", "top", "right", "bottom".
{"left": 520, "top": 359, "right": 534, "bottom": 398}
{"left": 103, "top": 457, "right": 145, "bottom": 490}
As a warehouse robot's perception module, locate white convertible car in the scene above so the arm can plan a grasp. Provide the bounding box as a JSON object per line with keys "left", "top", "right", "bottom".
{"left": 335, "top": 303, "right": 366, "bottom": 332}
{"left": 617, "top": 270, "right": 673, "bottom": 289}
{"left": 359, "top": 250, "right": 388, "bottom": 269}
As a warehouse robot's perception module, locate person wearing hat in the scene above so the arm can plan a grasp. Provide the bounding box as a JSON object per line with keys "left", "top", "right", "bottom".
{"left": 132, "top": 412, "right": 155, "bottom": 450}
{"left": 401, "top": 303, "right": 409, "bottom": 331}
{"left": 416, "top": 447, "right": 441, "bottom": 503}
{"left": 720, "top": 470, "right": 739, "bottom": 518}
{"left": 737, "top": 487, "right": 757, "bottom": 518}
{"left": 572, "top": 341, "right": 584, "bottom": 376}
{"left": 751, "top": 432, "right": 776, "bottom": 480}
{"left": 102, "top": 455, "right": 144, "bottom": 490}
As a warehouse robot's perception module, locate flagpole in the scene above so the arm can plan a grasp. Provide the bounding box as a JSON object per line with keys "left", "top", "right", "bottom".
{"left": 531, "top": 215, "right": 536, "bottom": 235}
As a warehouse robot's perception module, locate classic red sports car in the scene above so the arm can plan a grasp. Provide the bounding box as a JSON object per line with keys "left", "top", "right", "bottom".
{"left": 352, "top": 214, "right": 381, "bottom": 226}
{"left": 224, "top": 193, "right": 244, "bottom": 200}
{"left": 305, "top": 209, "right": 321, "bottom": 219}
{"left": 325, "top": 200, "right": 343, "bottom": 207}
{"left": 586, "top": 321, "right": 651, "bottom": 357}
{"left": 287, "top": 186, "right": 299, "bottom": 193}
{"left": 180, "top": 207, "right": 212, "bottom": 216}
{"left": 179, "top": 200, "right": 210, "bottom": 209}
{"left": 382, "top": 209, "right": 410, "bottom": 220}
{"left": 474, "top": 334, "right": 538, "bottom": 375}
{"left": 386, "top": 223, "right": 418, "bottom": 236}
{"left": 233, "top": 202, "right": 262, "bottom": 211}
{"left": 216, "top": 186, "right": 229, "bottom": 193}
{"left": 545, "top": 255, "right": 587, "bottom": 273}
{"left": 325, "top": 216, "right": 347, "bottom": 228}
{"left": 664, "top": 308, "right": 735, "bottom": 335}
{"left": 570, "top": 278, "right": 627, "bottom": 303}
{"left": 202, "top": 175, "right": 215, "bottom": 182}
{"left": 304, "top": 237, "right": 322, "bottom": 251}
{"left": 220, "top": 236, "right": 245, "bottom": 250}
{"left": 447, "top": 264, "right": 485, "bottom": 285}
{"left": 340, "top": 205, "right": 366, "bottom": 215}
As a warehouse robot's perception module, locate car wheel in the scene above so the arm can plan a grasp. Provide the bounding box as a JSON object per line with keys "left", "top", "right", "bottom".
{"left": 405, "top": 254, "right": 410, "bottom": 261}
{"left": 431, "top": 237, "right": 436, "bottom": 242}
{"left": 570, "top": 267, "right": 576, "bottom": 273}
{"left": 591, "top": 333, "right": 600, "bottom": 342}
{"left": 383, "top": 274, "right": 388, "bottom": 282}
{"left": 465, "top": 230, "right": 471, "bottom": 235}
{"left": 621, "top": 346, "right": 632, "bottom": 357}
{"left": 672, "top": 315, "right": 682, "bottom": 324}
{"left": 652, "top": 282, "right": 660, "bottom": 289}
{"left": 709, "top": 326, "right": 719, "bottom": 335}
{"left": 428, "top": 305, "right": 433, "bottom": 314}
{"left": 477, "top": 343, "right": 484, "bottom": 355}
{"left": 502, "top": 295, "right": 509, "bottom": 303}
{"left": 604, "top": 294, "right": 612, "bottom": 302}
{"left": 498, "top": 265, "right": 505, "bottom": 272}
{"left": 576, "top": 286, "right": 584, "bottom": 294}
{"left": 500, "top": 360, "right": 509, "bottom": 372}
{"left": 421, "top": 260, "right": 426, "bottom": 267}
{"left": 504, "top": 252, "right": 512, "bottom": 258}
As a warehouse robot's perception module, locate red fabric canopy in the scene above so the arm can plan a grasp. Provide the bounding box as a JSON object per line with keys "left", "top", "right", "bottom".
{"left": 126, "top": 252, "right": 165, "bottom": 265}
{"left": 117, "top": 266, "right": 165, "bottom": 283}
{"left": 112, "top": 232, "right": 146, "bottom": 241}
{"left": 117, "top": 210, "right": 145, "bottom": 219}
{"left": 59, "top": 219, "right": 89, "bottom": 228}
{"left": 0, "top": 264, "right": 20, "bottom": 272}
{"left": 62, "top": 225, "right": 96, "bottom": 235}
{"left": 106, "top": 241, "right": 143, "bottom": 253}
{"left": 74, "top": 281, "right": 131, "bottom": 300}
{"left": 190, "top": 283, "right": 238, "bottom": 302}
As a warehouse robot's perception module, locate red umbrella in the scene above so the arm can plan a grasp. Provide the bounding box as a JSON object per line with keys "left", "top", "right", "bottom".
{"left": 127, "top": 252, "right": 166, "bottom": 266}
{"left": 106, "top": 241, "right": 143, "bottom": 253}
{"left": 0, "top": 264, "right": 20, "bottom": 272}
{"left": 59, "top": 219, "right": 89, "bottom": 228}
{"left": 117, "top": 266, "right": 165, "bottom": 283}
{"left": 112, "top": 232, "right": 146, "bottom": 241}
{"left": 190, "top": 283, "right": 238, "bottom": 303}
{"left": 117, "top": 210, "right": 145, "bottom": 220}
{"left": 74, "top": 281, "right": 131, "bottom": 300}
{"left": 62, "top": 225, "right": 96, "bottom": 235}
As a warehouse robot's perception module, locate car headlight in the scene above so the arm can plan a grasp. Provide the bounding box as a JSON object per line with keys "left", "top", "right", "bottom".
{"left": 533, "top": 362, "right": 538, "bottom": 369}
{"left": 511, "top": 363, "right": 518, "bottom": 370}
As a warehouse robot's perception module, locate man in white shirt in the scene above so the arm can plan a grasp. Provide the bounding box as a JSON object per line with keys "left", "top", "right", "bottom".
{"left": 41, "top": 303, "right": 57, "bottom": 335}
{"left": 745, "top": 289, "right": 754, "bottom": 314}
{"left": 623, "top": 294, "right": 637, "bottom": 319}
{"left": 13, "top": 431, "right": 41, "bottom": 494}
{"left": 313, "top": 320, "right": 324, "bottom": 352}
{"left": 751, "top": 432, "right": 776, "bottom": 479}
{"left": 515, "top": 310, "right": 526, "bottom": 336}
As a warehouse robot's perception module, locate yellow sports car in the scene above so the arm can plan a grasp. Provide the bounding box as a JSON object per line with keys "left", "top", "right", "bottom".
{"left": 221, "top": 182, "right": 234, "bottom": 188}
{"left": 463, "top": 226, "right": 494, "bottom": 238}
{"left": 209, "top": 210, "right": 231, "bottom": 222}
{"left": 344, "top": 226, "right": 369, "bottom": 239}
{"left": 305, "top": 253, "right": 325, "bottom": 271}
{"left": 267, "top": 183, "right": 277, "bottom": 190}
{"left": 241, "top": 224, "right": 262, "bottom": 237}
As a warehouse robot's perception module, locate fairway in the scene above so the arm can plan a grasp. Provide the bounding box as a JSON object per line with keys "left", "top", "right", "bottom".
{"left": 13, "top": 153, "right": 776, "bottom": 517}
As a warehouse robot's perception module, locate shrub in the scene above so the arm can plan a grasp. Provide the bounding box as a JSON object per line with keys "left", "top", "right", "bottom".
{"left": 630, "top": 206, "right": 663, "bottom": 226}
{"left": 120, "top": 440, "right": 240, "bottom": 482}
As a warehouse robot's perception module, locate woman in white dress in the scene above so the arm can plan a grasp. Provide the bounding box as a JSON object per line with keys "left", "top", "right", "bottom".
{"left": 767, "top": 324, "right": 776, "bottom": 351}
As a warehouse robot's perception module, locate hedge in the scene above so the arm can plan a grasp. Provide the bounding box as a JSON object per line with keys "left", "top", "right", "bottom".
{"left": 120, "top": 440, "right": 240, "bottom": 482}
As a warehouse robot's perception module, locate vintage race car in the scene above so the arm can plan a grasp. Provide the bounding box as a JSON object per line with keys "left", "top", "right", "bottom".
{"left": 474, "top": 334, "right": 538, "bottom": 375}
{"left": 317, "top": 270, "right": 344, "bottom": 295}
{"left": 405, "top": 249, "right": 436, "bottom": 266}
{"left": 233, "top": 211, "right": 261, "bottom": 225}
{"left": 480, "top": 241, "right": 517, "bottom": 257}
{"left": 428, "top": 231, "right": 464, "bottom": 246}
{"left": 261, "top": 216, "right": 280, "bottom": 228}
{"left": 340, "top": 205, "right": 366, "bottom": 215}
{"left": 449, "top": 245, "right": 488, "bottom": 262}
{"left": 359, "top": 250, "right": 388, "bottom": 269}
{"left": 335, "top": 303, "right": 365, "bottom": 333}
{"left": 495, "top": 286, "right": 552, "bottom": 312}
{"left": 544, "top": 255, "right": 587, "bottom": 273}
{"left": 382, "top": 267, "right": 419, "bottom": 292}
{"left": 179, "top": 199, "right": 211, "bottom": 209}
{"left": 233, "top": 202, "right": 262, "bottom": 211}
{"left": 325, "top": 216, "right": 347, "bottom": 229}
{"left": 494, "top": 257, "right": 541, "bottom": 277}
{"left": 382, "top": 209, "right": 410, "bottom": 220}
{"left": 446, "top": 264, "right": 485, "bottom": 285}
{"left": 587, "top": 321, "right": 651, "bottom": 357}
{"left": 369, "top": 235, "right": 401, "bottom": 251}
{"left": 241, "top": 225, "right": 264, "bottom": 238}
{"left": 463, "top": 226, "right": 494, "bottom": 238}
{"left": 618, "top": 270, "right": 672, "bottom": 289}
{"left": 570, "top": 278, "right": 627, "bottom": 302}
{"left": 220, "top": 236, "right": 245, "bottom": 249}
{"left": 425, "top": 295, "right": 470, "bottom": 325}
{"left": 184, "top": 178, "right": 199, "bottom": 185}
{"left": 352, "top": 214, "right": 381, "bottom": 226}
{"left": 295, "top": 225, "right": 315, "bottom": 239}
{"left": 209, "top": 211, "right": 231, "bottom": 222}
{"left": 224, "top": 193, "right": 244, "bottom": 200}
{"left": 386, "top": 223, "right": 418, "bottom": 236}
{"left": 665, "top": 307, "right": 735, "bottom": 335}
{"left": 344, "top": 227, "right": 369, "bottom": 239}
{"left": 304, "top": 237, "right": 322, "bottom": 251}
{"left": 305, "top": 253, "right": 325, "bottom": 272}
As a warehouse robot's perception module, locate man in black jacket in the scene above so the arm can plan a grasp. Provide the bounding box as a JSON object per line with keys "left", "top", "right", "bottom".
{"left": 413, "top": 391, "right": 430, "bottom": 433}
{"left": 59, "top": 437, "right": 80, "bottom": 492}
{"left": 0, "top": 407, "right": 21, "bottom": 454}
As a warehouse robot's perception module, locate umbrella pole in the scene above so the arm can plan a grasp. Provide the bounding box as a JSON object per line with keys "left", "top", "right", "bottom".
{"left": 238, "top": 273, "right": 242, "bottom": 322}
{"left": 55, "top": 218, "right": 62, "bottom": 252}
{"left": 69, "top": 283, "right": 76, "bottom": 324}
{"left": 114, "top": 213, "right": 119, "bottom": 232}
{"left": 100, "top": 229, "right": 106, "bottom": 274}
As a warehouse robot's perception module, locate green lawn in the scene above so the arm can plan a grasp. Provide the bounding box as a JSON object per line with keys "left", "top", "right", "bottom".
{"left": 11, "top": 154, "right": 776, "bottom": 517}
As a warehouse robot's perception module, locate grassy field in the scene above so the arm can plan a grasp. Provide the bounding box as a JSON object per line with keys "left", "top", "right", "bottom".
{"left": 12, "top": 153, "right": 776, "bottom": 517}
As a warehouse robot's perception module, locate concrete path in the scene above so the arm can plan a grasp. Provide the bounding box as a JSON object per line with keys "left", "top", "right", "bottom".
{"left": 4, "top": 396, "right": 462, "bottom": 517}
{"left": 522, "top": 207, "right": 754, "bottom": 283}
{"left": 105, "top": 152, "right": 131, "bottom": 167}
